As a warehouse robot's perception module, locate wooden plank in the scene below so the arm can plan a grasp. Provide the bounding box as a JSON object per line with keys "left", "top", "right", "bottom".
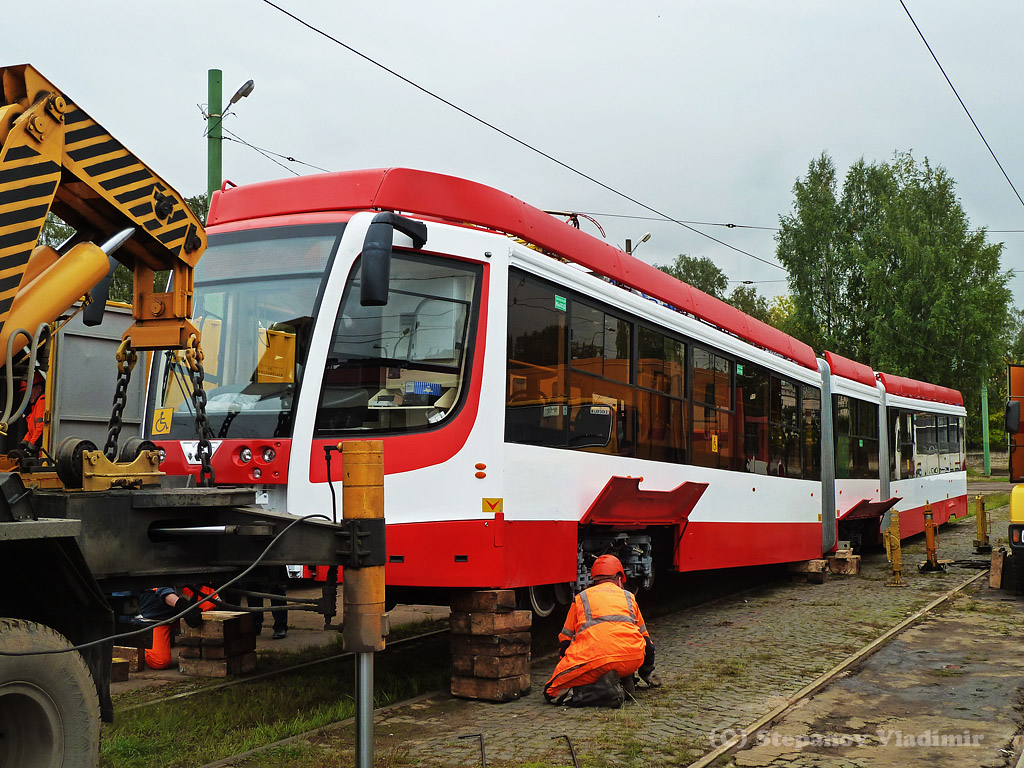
{"left": 449, "top": 610, "right": 531, "bottom": 636}
{"left": 183, "top": 611, "right": 254, "bottom": 642}
{"left": 787, "top": 559, "right": 827, "bottom": 574}
{"left": 179, "top": 651, "right": 257, "bottom": 678}
{"left": 450, "top": 673, "right": 531, "bottom": 702}
{"left": 178, "top": 645, "right": 202, "bottom": 659}
{"left": 451, "top": 632, "right": 531, "bottom": 657}
{"left": 110, "top": 659, "right": 130, "bottom": 682}
{"left": 827, "top": 554, "right": 861, "bottom": 576}
{"left": 202, "top": 634, "right": 257, "bottom": 659}
{"left": 452, "top": 652, "right": 530, "bottom": 677}
{"left": 450, "top": 589, "right": 517, "bottom": 613}
{"left": 113, "top": 646, "right": 145, "bottom": 673}
{"left": 990, "top": 549, "right": 1006, "bottom": 589}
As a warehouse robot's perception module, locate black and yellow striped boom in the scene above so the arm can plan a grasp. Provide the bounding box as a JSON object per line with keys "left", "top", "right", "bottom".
{"left": 0, "top": 64, "right": 205, "bottom": 352}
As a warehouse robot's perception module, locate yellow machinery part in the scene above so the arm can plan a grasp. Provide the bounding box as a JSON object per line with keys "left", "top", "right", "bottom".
{"left": 0, "top": 242, "right": 108, "bottom": 366}
{"left": 0, "top": 64, "right": 206, "bottom": 352}
{"left": 1010, "top": 485, "right": 1024, "bottom": 525}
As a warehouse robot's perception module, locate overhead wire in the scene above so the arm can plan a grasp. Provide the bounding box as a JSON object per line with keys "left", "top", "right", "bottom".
{"left": 899, "top": 0, "right": 1024, "bottom": 211}
{"left": 258, "top": 0, "right": 784, "bottom": 271}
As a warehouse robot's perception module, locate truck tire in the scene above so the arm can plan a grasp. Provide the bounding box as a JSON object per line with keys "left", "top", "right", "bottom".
{"left": 0, "top": 618, "right": 100, "bottom": 768}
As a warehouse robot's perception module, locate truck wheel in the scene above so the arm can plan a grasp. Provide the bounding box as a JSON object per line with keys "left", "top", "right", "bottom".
{"left": 0, "top": 618, "right": 100, "bottom": 768}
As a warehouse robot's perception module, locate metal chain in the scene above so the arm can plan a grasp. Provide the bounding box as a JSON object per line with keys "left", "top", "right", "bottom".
{"left": 103, "top": 339, "right": 138, "bottom": 460}
{"left": 185, "top": 335, "right": 215, "bottom": 487}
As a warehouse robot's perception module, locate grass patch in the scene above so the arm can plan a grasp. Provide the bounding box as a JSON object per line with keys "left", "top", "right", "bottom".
{"left": 101, "top": 635, "right": 450, "bottom": 768}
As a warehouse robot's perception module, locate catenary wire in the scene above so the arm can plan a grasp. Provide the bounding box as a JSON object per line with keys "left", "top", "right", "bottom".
{"left": 899, "top": 0, "right": 1024, "bottom": 211}
{"left": 258, "top": 0, "right": 784, "bottom": 271}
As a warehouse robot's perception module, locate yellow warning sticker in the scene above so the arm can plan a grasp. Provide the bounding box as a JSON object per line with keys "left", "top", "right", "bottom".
{"left": 151, "top": 407, "right": 173, "bottom": 436}
{"left": 711, "top": 434, "right": 719, "bottom": 453}
{"left": 482, "top": 498, "right": 503, "bottom": 514}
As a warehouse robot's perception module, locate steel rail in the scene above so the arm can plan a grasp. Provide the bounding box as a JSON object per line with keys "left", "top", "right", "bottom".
{"left": 685, "top": 568, "right": 991, "bottom": 768}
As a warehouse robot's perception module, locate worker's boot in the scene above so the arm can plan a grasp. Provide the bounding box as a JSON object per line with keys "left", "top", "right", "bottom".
{"left": 619, "top": 674, "right": 636, "bottom": 697}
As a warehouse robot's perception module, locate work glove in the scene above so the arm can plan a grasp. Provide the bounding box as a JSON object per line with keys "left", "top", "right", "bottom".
{"left": 559, "top": 639, "right": 570, "bottom": 658}
{"left": 176, "top": 595, "right": 202, "bottom": 628}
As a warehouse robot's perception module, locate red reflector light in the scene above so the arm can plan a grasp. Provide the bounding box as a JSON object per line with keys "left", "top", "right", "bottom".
{"left": 1014, "top": 529, "right": 1021, "bottom": 544}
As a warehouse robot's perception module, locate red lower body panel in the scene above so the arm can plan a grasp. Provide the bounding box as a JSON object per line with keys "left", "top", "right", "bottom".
{"left": 676, "top": 520, "right": 823, "bottom": 572}
{"left": 384, "top": 515, "right": 579, "bottom": 588}
{"left": 896, "top": 496, "right": 968, "bottom": 538}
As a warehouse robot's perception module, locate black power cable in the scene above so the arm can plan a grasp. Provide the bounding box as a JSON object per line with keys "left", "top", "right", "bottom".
{"left": 258, "top": 0, "right": 784, "bottom": 271}
{"left": 0, "top": 513, "right": 331, "bottom": 657}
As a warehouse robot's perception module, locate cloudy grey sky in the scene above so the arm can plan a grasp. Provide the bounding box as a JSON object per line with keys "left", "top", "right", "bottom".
{"left": 8, "top": 2, "right": 1024, "bottom": 301}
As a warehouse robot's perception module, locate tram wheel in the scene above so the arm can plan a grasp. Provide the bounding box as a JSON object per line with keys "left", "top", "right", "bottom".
{"left": 528, "top": 584, "right": 559, "bottom": 618}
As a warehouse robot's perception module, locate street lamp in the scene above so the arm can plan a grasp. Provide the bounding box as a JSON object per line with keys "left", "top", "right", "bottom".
{"left": 625, "top": 232, "right": 651, "bottom": 255}
{"left": 207, "top": 70, "right": 255, "bottom": 201}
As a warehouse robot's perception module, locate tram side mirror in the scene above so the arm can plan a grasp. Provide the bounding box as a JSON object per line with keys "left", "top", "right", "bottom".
{"left": 1006, "top": 400, "right": 1020, "bottom": 435}
{"left": 360, "top": 212, "right": 428, "bottom": 307}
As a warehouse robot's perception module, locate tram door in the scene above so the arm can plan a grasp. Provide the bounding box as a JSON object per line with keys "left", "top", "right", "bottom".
{"left": 1009, "top": 365, "right": 1024, "bottom": 483}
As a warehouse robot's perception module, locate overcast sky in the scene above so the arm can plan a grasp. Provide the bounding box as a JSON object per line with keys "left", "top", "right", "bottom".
{"left": 8, "top": 2, "right": 1024, "bottom": 302}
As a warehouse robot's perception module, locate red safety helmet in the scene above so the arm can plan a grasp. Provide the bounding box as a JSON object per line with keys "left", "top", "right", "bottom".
{"left": 591, "top": 554, "right": 626, "bottom": 583}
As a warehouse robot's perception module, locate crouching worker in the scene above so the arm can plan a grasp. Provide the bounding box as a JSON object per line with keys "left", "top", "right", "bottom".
{"left": 138, "top": 585, "right": 214, "bottom": 669}
{"left": 543, "top": 555, "right": 660, "bottom": 707}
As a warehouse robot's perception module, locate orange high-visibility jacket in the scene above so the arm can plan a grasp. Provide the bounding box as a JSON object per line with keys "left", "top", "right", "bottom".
{"left": 545, "top": 581, "right": 650, "bottom": 696}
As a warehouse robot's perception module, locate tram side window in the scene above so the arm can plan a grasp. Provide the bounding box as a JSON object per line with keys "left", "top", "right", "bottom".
{"left": 834, "top": 396, "right": 879, "bottom": 479}
{"left": 692, "top": 347, "right": 734, "bottom": 470}
{"left": 736, "top": 362, "right": 770, "bottom": 474}
{"left": 889, "top": 409, "right": 915, "bottom": 481}
{"left": 635, "top": 327, "right": 686, "bottom": 463}
{"left": 768, "top": 376, "right": 801, "bottom": 478}
{"left": 568, "top": 299, "right": 634, "bottom": 455}
{"left": 506, "top": 274, "right": 569, "bottom": 447}
{"left": 802, "top": 387, "right": 821, "bottom": 481}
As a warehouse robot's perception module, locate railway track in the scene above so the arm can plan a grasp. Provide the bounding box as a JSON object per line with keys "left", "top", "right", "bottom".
{"left": 685, "top": 568, "right": 992, "bottom": 768}
{"left": 119, "top": 628, "right": 449, "bottom": 713}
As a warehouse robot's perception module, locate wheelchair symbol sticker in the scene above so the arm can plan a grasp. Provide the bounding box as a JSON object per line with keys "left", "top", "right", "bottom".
{"left": 152, "top": 407, "right": 173, "bottom": 436}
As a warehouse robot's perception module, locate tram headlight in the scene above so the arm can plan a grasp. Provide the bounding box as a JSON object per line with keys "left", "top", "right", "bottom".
{"left": 262, "top": 447, "right": 276, "bottom": 463}
{"left": 240, "top": 447, "right": 253, "bottom": 464}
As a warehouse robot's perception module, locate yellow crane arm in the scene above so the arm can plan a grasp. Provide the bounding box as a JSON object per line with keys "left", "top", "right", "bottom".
{"left": 0, "top": 63, "right": 205, "bottom": 352}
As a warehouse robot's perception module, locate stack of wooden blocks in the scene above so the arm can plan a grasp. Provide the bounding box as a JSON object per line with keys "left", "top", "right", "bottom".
{"left": 110, "top": 646, "right": 145, "bottom": 682}
{"left": 178, "top": 611, "right": 258, "bottom": 678}
{"left": 449, "top": 589, "right": 532, "bottom": 702}
{"left": 828, "top": 547, "right": 862, "bottom": 576}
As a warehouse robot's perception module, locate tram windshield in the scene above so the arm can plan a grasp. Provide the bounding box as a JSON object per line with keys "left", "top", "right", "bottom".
{"left": 150, "top": 225, "right": 342, "bottom": 439}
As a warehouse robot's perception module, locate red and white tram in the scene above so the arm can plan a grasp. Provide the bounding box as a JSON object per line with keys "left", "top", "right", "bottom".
{"left": 147, "top": 168, "right": 967, "bottom": 610}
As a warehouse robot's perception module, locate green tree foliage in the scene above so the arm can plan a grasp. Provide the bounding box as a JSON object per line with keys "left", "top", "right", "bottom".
{"left": 777, "top": 150, "right": 1012, "bottom": 443}
{"left": 655, "top": 254, "right": 729, "bottom": 299}
{"left": 727, "top": 284, "right": 771, "bottom": 323}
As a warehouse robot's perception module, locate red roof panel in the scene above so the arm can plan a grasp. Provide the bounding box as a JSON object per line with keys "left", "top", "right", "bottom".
{"left": 210, "top": 168, "right": 819, "bottom": 369}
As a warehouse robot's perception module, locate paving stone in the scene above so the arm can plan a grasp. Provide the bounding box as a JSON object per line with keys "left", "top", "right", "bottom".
{"left": 324, "top": 492, "right": 1015, "bottom": 766}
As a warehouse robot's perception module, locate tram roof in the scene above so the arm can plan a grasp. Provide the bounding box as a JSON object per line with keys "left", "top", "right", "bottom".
{"left": 825, "top": 351, "right": 876, "bottom": 389}
{"left": 878, "top": 372, "right": 964, "bottom": 407}
{"left": 210, "top": 168, "right": 819, "bottom": 370}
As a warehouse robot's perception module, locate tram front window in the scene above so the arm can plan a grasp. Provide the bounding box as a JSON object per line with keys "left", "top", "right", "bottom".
{"left": 152, "top": 226, "right": 341, "bottom": 439}
{"left": 314, "top": 254, "right": 481, "bottom": 435}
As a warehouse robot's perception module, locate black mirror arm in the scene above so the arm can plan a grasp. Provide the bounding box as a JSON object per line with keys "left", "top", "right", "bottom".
{"left": 372, "top": 212, "right": 427, "bottom": 249}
